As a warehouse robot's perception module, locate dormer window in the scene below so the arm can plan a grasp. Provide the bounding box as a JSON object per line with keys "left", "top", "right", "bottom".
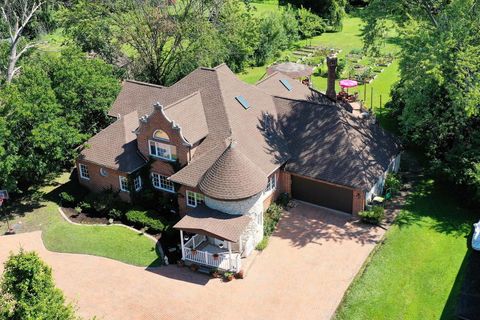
{"left": 149, "top": 140, "right": 173, "bottom": 160}
{"left": 153, "top": 129, "right": 170, "bottom": 141}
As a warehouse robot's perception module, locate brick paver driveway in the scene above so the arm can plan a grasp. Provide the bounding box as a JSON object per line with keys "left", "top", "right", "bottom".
{"left": 0, "top": 202, "right": 385, "bottom": 320}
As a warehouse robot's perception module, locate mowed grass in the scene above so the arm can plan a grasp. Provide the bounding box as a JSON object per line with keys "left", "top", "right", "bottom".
{"left": 334, "top": 179, "right": 474, "bottom": 320}
{"left": 238, "top": 13, "right": 400, "bottom": 110}
{"left": 1, "top": 173, "right": 162, "bottom": 267}
{"left": 42, "top": 206, "right": 162, "bottom": 267}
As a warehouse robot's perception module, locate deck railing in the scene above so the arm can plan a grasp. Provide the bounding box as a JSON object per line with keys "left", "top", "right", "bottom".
{"left": 184, "top": 247, "right": 241, "bottom": 271}
{"left": 184, "top": 234, "right": 206, "bottom": 249}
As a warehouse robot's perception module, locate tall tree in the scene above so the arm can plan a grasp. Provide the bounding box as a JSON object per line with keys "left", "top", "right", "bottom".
{"left": 0, "top": 0, "right": 43, "bottom": 83}
{"left": 365, "top": 0, "right": 480, "bottom": 202}
{"left": 0, "top": 250, "right": 78, "bottom": 320}
{"left": 113, "top": 0, "right": 224, "bottom": 85}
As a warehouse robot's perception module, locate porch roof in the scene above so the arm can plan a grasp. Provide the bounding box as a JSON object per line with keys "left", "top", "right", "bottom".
{"left": 173, "top": 206, "right": 251, "bottom": 243}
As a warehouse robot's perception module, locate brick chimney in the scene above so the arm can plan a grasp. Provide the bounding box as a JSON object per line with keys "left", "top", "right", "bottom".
{"left": 326, "top": 55, "right": 337, "bottom": 100}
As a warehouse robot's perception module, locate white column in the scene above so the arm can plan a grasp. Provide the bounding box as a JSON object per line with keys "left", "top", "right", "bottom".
{"left": 180, "top": 230, "right": 185, "bottom": 260}
{"left": 228, "top": 241, "right": 232, "bottom": 270}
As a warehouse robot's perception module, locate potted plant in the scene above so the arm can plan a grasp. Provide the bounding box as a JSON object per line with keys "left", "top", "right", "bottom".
{"left": 213, "top": 253, "right": 219, "bottom": 260}
{"left": 235, "top": 270, "right": 245, "bottom": 279}
{"left": 211, "top": 269, "right": 220, "bottom": 278}
{"left": 190, "top": 264, "right": 199, "bottom": 272}
{"left": 176, "top": 260, "right": 184, "bottom": 268}
{"left": 224, "top": 272, "right": 234, "bottom": 282}
{"left": 191, "top": 248, "right": 197, "bottom": 255}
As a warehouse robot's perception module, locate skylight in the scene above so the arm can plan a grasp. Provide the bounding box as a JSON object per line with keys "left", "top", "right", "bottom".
{"left": 280, "top": 79, "right": 293, "bottom": 91}
{"left": 235, "top": 96, "right": 250, "bottom": 109}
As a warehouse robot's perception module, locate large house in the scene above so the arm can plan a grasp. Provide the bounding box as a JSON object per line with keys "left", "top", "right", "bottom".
{"left": 76, "top": 63, "right": 400, "bottom": 272}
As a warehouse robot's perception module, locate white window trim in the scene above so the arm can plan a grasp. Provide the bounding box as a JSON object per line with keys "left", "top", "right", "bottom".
{"left": 151, "top": 173, "right": 175, "bottom": 193}
{"left": 186, "top": 190, "right": 205, "bottom": 208}
{"left": 119, "top": 176, "right": 129, "bottom": 192}
{"left": 149, "top": 140, "right": 174, "bottom": 161}
{"left": 134, "top": 176, "right": 142, "bottom": 191}
{"left": 264, "top": 174, "right": 277, "bottom": 196}
{"left": 79, "top": 163, "right": 90, "bottom": 180}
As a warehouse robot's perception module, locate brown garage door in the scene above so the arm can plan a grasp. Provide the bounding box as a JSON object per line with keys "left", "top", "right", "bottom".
{"left": 291, "top": 175, "right": 353, "bottom": 214}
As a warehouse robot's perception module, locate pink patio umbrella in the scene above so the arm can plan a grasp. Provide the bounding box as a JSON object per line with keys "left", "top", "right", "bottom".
{"left": 339, "top": 79, "right": 358, "bottom": 94}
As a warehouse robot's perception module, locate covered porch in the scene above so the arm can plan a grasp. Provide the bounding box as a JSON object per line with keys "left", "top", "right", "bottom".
{"left": 174, "top": 206, "right": 252, "bottom": 272}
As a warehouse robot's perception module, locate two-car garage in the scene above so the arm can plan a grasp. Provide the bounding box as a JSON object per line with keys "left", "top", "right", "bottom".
{"left": 291, "top": 174, "right": 354, "bottom": 214}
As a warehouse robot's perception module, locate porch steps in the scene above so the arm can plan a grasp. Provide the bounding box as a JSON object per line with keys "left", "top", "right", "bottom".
{"left": 198, "top": 266, "right": 213, "bottom": 275}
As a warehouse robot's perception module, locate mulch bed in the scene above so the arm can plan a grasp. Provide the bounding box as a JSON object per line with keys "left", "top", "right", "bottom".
{"left": 61, "top": 207, "right": 110, "bottom": 225}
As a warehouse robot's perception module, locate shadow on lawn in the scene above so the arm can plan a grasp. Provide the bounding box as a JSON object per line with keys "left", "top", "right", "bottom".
{"left": 394, "top": 179, "right": 474, "bottom": 237}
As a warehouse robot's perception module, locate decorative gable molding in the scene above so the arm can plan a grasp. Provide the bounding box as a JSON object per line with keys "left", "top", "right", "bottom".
{"left": 149, "top": 102, "right": 192, "bottom": 147}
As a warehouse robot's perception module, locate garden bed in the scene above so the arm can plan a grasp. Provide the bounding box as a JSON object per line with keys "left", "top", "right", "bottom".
{"left": 62, "top": 207, "right": 110, "bottom": 225}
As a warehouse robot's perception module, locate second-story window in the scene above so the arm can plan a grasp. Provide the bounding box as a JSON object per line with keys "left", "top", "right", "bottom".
{"left": 149, "top": 140, "right": 172, "bottom": 160}
{"left": 265, "top": 174, "right": 277, "bottom": 194}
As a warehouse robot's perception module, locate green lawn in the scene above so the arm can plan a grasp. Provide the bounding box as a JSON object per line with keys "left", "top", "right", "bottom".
{"left": 334, "top": 179, "right": 474, "bottom": 320}
{"left": 238, "top": 13, "right": 400, "bottom": 110}
{"left": 1, "top": 174, "right": 162, "bottom": 267}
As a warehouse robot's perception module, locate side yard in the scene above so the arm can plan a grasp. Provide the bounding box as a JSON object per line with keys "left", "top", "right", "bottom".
{"left": 0, "top": 174, "right": 162, "bottom": 267}
{"left": 334, "top": 178, "right": 475, "bottom": 319}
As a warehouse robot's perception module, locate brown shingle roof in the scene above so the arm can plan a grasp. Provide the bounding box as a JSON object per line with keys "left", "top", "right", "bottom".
{"left": 256, "top": 71, "right": 332, "bottom": 105}
{"left": 273, "top": 97, "right": 401, "bottom": 191}
{"left": 198, "top": 141, "right": 268, "bottom": 200}
{"left": 79, "top": 111, "right": 146, "bottom": 173}
{"left": 95, "top": 63, "right": 399, "bottom": 195}
{"left": 163, "top": 91, "right": 208, "bottom": 144}
{"left": 173, "top": 205, "right": 251, "bottom": 242}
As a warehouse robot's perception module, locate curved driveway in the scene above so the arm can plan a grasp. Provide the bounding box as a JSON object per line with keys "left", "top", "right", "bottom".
{"left": 0, "top": 203, "right": 384, "bottom": 320}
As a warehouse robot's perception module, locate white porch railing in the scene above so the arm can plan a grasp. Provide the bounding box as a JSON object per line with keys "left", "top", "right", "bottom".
{"left": 184, "top": 234, "right": 206, "bottom": 249}
{"left": 184, "top": 247, "right": 241, "bottom": 272}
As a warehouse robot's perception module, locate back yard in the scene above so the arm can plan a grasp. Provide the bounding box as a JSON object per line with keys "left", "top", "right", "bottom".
{"left": 335, "top": 178, "right": 475, "bottom": 319}
{"left": 239, "top": 6, "right": 400, "bottom": 111}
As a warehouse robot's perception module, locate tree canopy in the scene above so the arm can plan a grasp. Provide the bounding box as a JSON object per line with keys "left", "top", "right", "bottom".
{"left": 365, "top": 0, "right": 480, "bottom": 203}
{"left": 0, "top": 250, "right": 78, "bottom": 320}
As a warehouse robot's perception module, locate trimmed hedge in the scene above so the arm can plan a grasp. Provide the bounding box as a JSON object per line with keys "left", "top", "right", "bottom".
{"left": 359, "top": 206, "right": 385, "bottom": 224}
{"left": 125, "top": 209, "right": 167, "bottom": 233}
{"left": 263, "top": 203, "right": 283, "bottom": 237}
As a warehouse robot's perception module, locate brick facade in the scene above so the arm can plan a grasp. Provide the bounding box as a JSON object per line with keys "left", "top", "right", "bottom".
{"left": 76, "top": 160, "right": 132, "bottom": 202}
{"left": 136, "top": 106, "right": 192, "bottom": 167}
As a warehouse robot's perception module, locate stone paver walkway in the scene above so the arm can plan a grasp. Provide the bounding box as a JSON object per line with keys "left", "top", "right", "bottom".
{"left": 0, "top": 203, "right": 385, "bottom": 320}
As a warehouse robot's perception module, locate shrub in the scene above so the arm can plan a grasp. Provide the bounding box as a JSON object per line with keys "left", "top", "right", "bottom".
{"left": 276, "top": 192, "right": 291, "bottom": 207}
{"left": 125, "top": 209, "right": 167, "bottom": 233}
{"left": 79, "top": 201, "right": 92, "bottom": 212}
{"left": 84, "top": 189, "right": 122, "bottom": 215}
{"left": 256, "top": 237, "right": 269, "bottom": 251}
{"left": 359, "top": 206, "right": 385, "bottom": 224}
{"left": 263, "top": 203, "right": 283, "bottom": 237}
{"left": 108, "top": 208, "right": 123, "bottom": 220}
{"left": 59, "top": 192, "right": 75, "bottom": 206}
{"left": 385, "top": 173, "right": 402, "bottom": 195}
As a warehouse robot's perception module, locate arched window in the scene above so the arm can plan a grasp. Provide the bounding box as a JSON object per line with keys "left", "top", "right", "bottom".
{"left": 153, "top": 129, "right": 170, "bottom": 141}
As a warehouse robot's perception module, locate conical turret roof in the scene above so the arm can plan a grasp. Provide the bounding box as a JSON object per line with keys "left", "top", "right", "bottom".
{"left": 199, "top": 141, "right": 268, "bottom": 200}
